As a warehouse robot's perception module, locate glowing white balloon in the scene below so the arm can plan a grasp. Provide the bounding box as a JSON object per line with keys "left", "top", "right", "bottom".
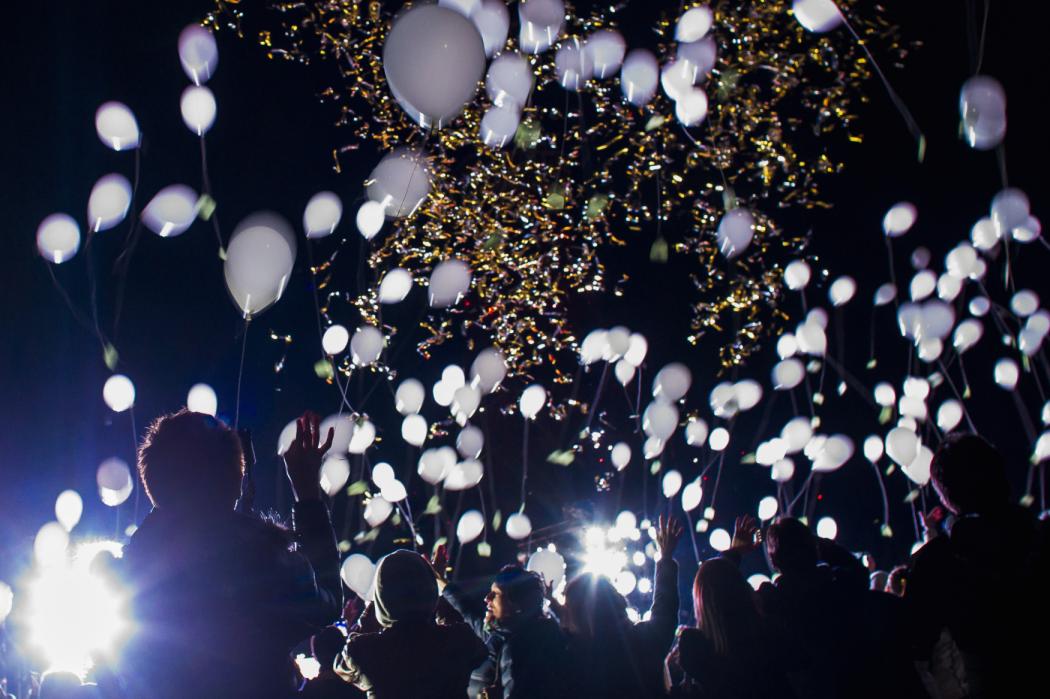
{"left": 863, "top": 435, "right": 883, "bottom": 463}
{"left": 828, "top": 276, "right": 856, "bottom": 306}
{"left": 36, "top": 214, "right": 81, "bottom": 263}
{"left": 811, "top": 435, "right": 853, "bottom": 472}
{"left": 506, "top": 512, "right": 533, "bottom": 540}
{"left": 340, "top": 554, "right": 375, "bottom": 601}
{"left": 383, "top": 4, "right": 485, "bottom": 127}
{"left": 429, "top": 259, "right": 472, "bottom": 307}
{"left": 143, "top": 184, "right": 199, "bottom": 238}
{"left": 35, "top": 522, "right": 70, "bottom": 567}
{"left": 470, "top": 348, "right": 508, "bottom": 394}
{"left": 518, "top": 0, "right": 564, "bottom": 54}
{"left": 676, "top": 6, "right": 713, "bottom": 41}
{"left": 873, "top": 382, "right": 895, "bottom": 407}
{"left": 960, "top": 75, "right": 1006, "bottom": 150}
{"left": 378, "top": 268, "right": 413, "bottom": 304}
{"left": 625, "top": 333, "right": 648, "bottom": 367}
{"left": 320, "top": 456, "right": 351, "bottom": 496}
{"left": 520, "top": 384, "right": 547, "bottom": 419}
{"left": 662, "top": 470, "right": 683, "bottom": 499}
{"left": 885, "top": 427, "right": 919, "bottom": 467}
{"left": 302, "top": 191, "right": 342, "bottom": 239}
{"left": 320, "top": 415, "right": 355, "bottom": 454}
{"left": 381, "top": 479, "right": 408, "bottom": 503}
{"left": 772, "top": 358, "right": 805, "bottom": 390}
{"left": 186, "top": 383, "right": 218, "bottom": 416}
{"left": 95, "top": 101, "right": 140, "bottom": 151}
{"left": 994, "top": 358, "right": 1019, "bottom": 390}
{"left": 874, "top": 283, "right": 897, "bottom": 306}
{"left": 795, "top": 321, "right": 827, "bottom": 356}
{"left": 445, "top": 459, "right": 484, "bottom": 490}
{"left": 643, "top": 402, "right": 679, "bottom": 440}
{"left": 348, "top": 420, "right": 376, "bottom": 454}
{"left": 792, "top": 0, "right": 844, "bottom": 33}
{"left": 709, "top": 427, "right": 730, "bottom": 451}
{"left": 615, "top": 360, "right": 635, "bottom": 386}
{"left": 611, "top": 442, "right": 631, "bottom": 471}
{"left": 717, "top": 208, "right": 755, "bottom": 258}
{"left": 1034, "top": 432, "right": 1050, "bottom": 463}
{"left": 88, "top": 174, "right": 132, "bottom": 232}
{"left": 452, "top": 385, "right": 482, "bottom": 422}
{"left": 903, "top": 445, "right": 933, "bottom": 486}
{"left": 527, "top": 549, "right": 566, "bottom": 589}
{"left": 677, "top": 36, "right": 718, "bottom": 79}
{"left": 606, "top": 326, "right": 631, "bottom": 359}
{"left": 883, "top": 202, "right": 917, "bottom": 237}
{"left": 758, "top": 495, "right": 778, "bottom": 521}
{"left": 372, "top": 462, "right": 396, "bottom": 487}
{"left": 321, "top": 325, "right": 349, "bottom": 355}
{"left": 180, "top": 86, "right": 216, "bottom": 136}
{"left": 350, "top": 325, "right": 384, "bottom": 366}
{"left": 784, "top": 260, "right": 812, "bottom": 290}
{"left": 910, "top": 271, "right": 936, "bottom": 301}
{"left": 953, "top": 319, "right": 983, "bottom": 353}
{"left": 402, "top": 414, "right": 428, "bottom": 447}
{"left": 471, "top": 0, "right": 510, "bottom": 56}
{"left": 771, "top": 458, "right": 795, "bottom": 482}
{"left": 418, "top": 448, "right": 451, "bottom": 484}
{"left": 277, "top": 420, "right": 298, "bottom": 456}
{"left": 990, "top": 184, "right": 1027, "bottom": 232}
{"left": 178, "top": 24, "right": 219, "bottom": 85}
{"left": 55, "top": 490, "right": 83, "bottom": 532}
{"left": 457, "top": 510, "right": 486, "bottom": 543}
{"left": 555, "top": 38, "right": 593, "bottom": 90}
{"left": 679, "top": 480, "right": 701, "bottom": 512}
{"left": 937, "top": 400, "right": 963, "bottom": 432}
{"left": 685, "top": 417, "right": 709, "bottom": 447}
{"left": 709, "top": 528, "right": 731, "bottom": 552}
{"left": 480, "top": 105, "right": 520, "bottom": 148}
{"left": 103, "top": 374, "right": 135, "bottom": 412}
{"left": 675, "top": 87, "right": 709, "bottom": 126}
{"left": 781, "top": 417, "right": 813, "bottom": 454}
{"left": 97, "top": 457, "right": 133, "bottom": 507}
{"left": 620, "top": 49, "right": 659, "bottom": 106}
{"left": 652, "top": 363, "right": 692, "bottom": 402}
{"left": 367, "top": 149, "right": 432, "bottom": 218}
{"left": 395, "top": 379, "right": 425, "bottom": 415}
{"left": 969, "top": 297, "right": 990, "bottom": 316}
{"left": 440, "top": 0, "right": 480, "bottom": 17}
{"left": 777, "top": 334, "right": 798, "bottom": 359}
{"left": 585, "top": 29, "right": 626, "bottom": 78}
{"left": 486, "top": 52, "right": 534, "bottom": 109}
{"left": 1013, "top": 215, "right": 1041, "bottom": 243}
{"left": 364, "top": 496, "right": 393, "bottom": 527}
{"left": 644, "top": 436, "right": 665, "bottom": 459}
{"left": 1011, "top": 290, "right": 1039, "bottom": 318}
{"left": 457, "top": 425, "right": 485, "bottom": 459}
{"left": 816, "top": 516, "right": 838, "bottom": 540}
{"left": 352, "top": 200, "right": 384, "bottom": 240}
{"left": 224, "top": 213, "right": 296, "bottom": 317}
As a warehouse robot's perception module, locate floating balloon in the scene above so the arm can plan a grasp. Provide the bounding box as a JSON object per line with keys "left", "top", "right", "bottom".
{"left": 936, "top": 400, "right": 963, "bottom": 432}
{"left": 379, "top": 268, "right": 413, "bottom": 304}
{"left": 781, "top": 417, "right": 813, "bottom": 453}
{"left": 795, "top": 320, "right": 827, "bottom": 356}
{"left": 709, "top": 528, "right": 731, "bottom": 552}
{"left": 383, "top": 4, "right": 485, "bottom": 127}
{"left": 178, "top": 24, "right": 219, "bottom": 85}
{"left": 874, "top": 283, "right": 897, "bottom": 306}
{"left": 470, "top": 348, "right": 508, "bottom": 394}
{"left": 716, "top": 208, "right": 755, "bottom": 258}
{"left": 585, "top": 29, "right": 626, "bottom": 78}
{"left": 909, "top": 271, "right": 936, "bottom": 301}
{"left": 676, "top": 5, "right": 713, "bottom": 42}
{"left": 677, "top": 37, "right": 718, "bottom": 79}
{"left": 910, "top": 247, "right": 931, "bottom": 270}
{"left": 644, "top": 436, "right": 665, "bottom": 459}
{"left": 863, "top": 435, "right": 883, "bottom": 463}
{"left": 34, "top": 522, "right": 69, "bottom": 567}
{"left": 953, "top": 319, "right": 983, "bottom": 353}
{"left": 555, "top": 38, "right": 593, "bottom": 90}
{"left": 772, "top": 358, "right": 805, "bottom": 390}
{"left": 277, "top": 420, "right": 298, "bottom": 456}
{"left": 969, "top": 297, "right": 990, "bottom": 317}
{"left": 685, "top": 418, "right": 708, "bottom": 447}
{"left": 452, "top": 385, "right": 481, "bottom": 422}
{"left": 88, "top": 174, "right": 132, "bottom": 232}
{"left": 457, "top": 510, "right": 486, "bottom": 543}
{"left": 439, "top": 0, "right": 479, "bottom": 17}
{"left": 652, "top": 363, "right": 692, "bottom": 402}
{"left": 527, "top": 549, "right": 566, "bottom": 589}
{"left": 55, "top": 490, "right": 83, "bottom": 532}
{"left": 186, "top": 383, "right": 218, "bottom": 416}
{"left": 367, "top": 149, "right": 431, "bottom": 218}
{"left": 885, "top": 427, "right": 919, "bottom": 467}
{"left": 611, "top": 442, "right": 631, "bottom": 471}
{"left": 320, "top": 456, "right": 351, "bottom": 496}
{"left": 662, "top": 470, "right": 683, "bottom": 499}
{"left": 486, "top": 53, "right": 534, "bottom": 109}
{"left": 662, "top": 60, "right": 695, "bottom": 101}
{"left": 675, "top": 87, "right": 709, "bottom": 126}
{"left": 471, "top": 0, "right": 510, "bottom": 56}
{"left": 620, "top": 49, "right": 659, "bottom": 106}
{"left": 1010, "top": 290, "right": 1039, "bottom": 318}
{"left": 401, "top": 414, "right": 428, "bottom": 447}
{"left": 520, "top": 384, "right": 547, "bottom": 419}
{"left": 36, "top": 214, "right": 80, "bottom": 263}
{"left": 445, "top": 459, "right": 484, "bottom": 490}
{"left": 457, "top": 425, "right": 485, "bottom": 459}
{"left": 903, "top": 446, "right": 933, "bottom": 486}
{"left": 97, "top": 457, "right": 133, "bottom": 507}
{"left": 340, "top": 554, "right": 375, "bottom": 601}
{"left": 828, "top": 276, "right": 856, "bottom": 306}
{"left": 302, "top": 191, "right": 342, "bottom": 239}
{"left": 95, "top": 101, "right": 140, "bottom": 151}
{"left": 614, "top": 360, "right": 635, "bottom": 386}
{"left": 792, "top": 0, "right": 844, "bottom": 33}
{"left": 1012, "top": 215, "right": 1041, "bottom": 243}
{"left": 180, "top": 86, "right": 216, "bottom": 135}
{"left": 364, "top": 496, "right": 393, "bottom": 527}
{"left": 348, "top": 420, "right": 376, "bottom": 454}
{"left": 381, "top": 479, "right": 408, "bottom": 503}
{"left": 811, "top": 435, "right": 853, "bottom": 472}
{"left": 709, "top": 427, "right": 730, "bottom": 451}
{"left": 224, "top": 212, "right": 296, "bottom": 317}
{"left": 960, "top": 75, "right": 1006, "bottom": 150}
{"left": 771, "top": 458, "right": 795, "bottom": 482}
{"left": 418, "top": 448, "right": 451, "bottom": 484}
{"left": 395, "top": 379, "right": 425, "bottom": 415}
{"left": 506, "top": 512, "right": 533, "bottom": 540}
{"left": 777, "top": 334, "right": 798, "bottom": 359}
{"left": 350, "top": 326, "right": 384, "bottom": 366}
{"left": 142, "top": 185, "right": 199, "bottom": 238}
{"left": 816, "top": 517, "right": 838, "bottom": 540}
{"left": 322, "top": 325, "right": 350, "bottom": 355}
{"left": 320, "top": 415, "right": 355, "bottom": 454}
{"left": 784, "top": 260, "right": 812, "bottom": 290}
{"left": 372, "top": 462, "right": 396, "bottom": 487}
{"left": 970, "top": 217, "right": 999, "bottom": 251}
{"left": 756, "top": 439, "right": 787, "bottom": 466}
{"left": 643, "top": 402, "right": 679, "bottom": 440}
{"left": 883, "top": 202, "right": 917, "bottom": 237}
{"left": 518, "top": 0, "right": 564, "bottom": 53}
{"left": 480, "top": 106, "right": 520, "bottom": 148}
{"left": 429, "top": 260, "right": 472, "bottom": 307}
{"left": 994, "top": 358, "right": 1019, "bottom": 390}
{"left": 103, "top": 374, "right": 135, "bottom": 412}
{"left": 758, "top": 496, "right": 778, "bottom": 521}
{"left": 625, "top": 333, "right": 648, "bottom": 367}
{"left": 606, "top": 326, "right": 631, "bottom": 359}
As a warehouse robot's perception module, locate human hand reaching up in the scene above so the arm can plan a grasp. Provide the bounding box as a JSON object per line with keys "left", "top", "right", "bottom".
{"left": 283, "top": 411, "right": 334, "bottom": 502}
{"left": 731, "top": 514, "right": 762, "bottom": 554}
{"left": 656, "top": 515, "right": 685, "bottom": 561}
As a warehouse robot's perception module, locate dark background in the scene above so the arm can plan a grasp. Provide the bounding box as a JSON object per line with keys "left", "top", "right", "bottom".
{"left": 1, "top": 0, "right": 1046, "bottom": 589}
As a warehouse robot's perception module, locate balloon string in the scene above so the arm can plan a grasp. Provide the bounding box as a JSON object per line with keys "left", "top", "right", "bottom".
{"left": 44, "top": 263, "right": 96, "bottom": 337}
{"left": 234, "top": 318, "right": 250, "bottom": 429}
{"left": 583, "top": 362, "right": 611, "bottom": 434}
{"left": 937, "top": 360, "right": 978, "bottom": 432}
{"left": 305, "top": 241, "right": 357, "bottom": 416}
{"left": 82, "top": 226, "right": 111, "bottom": 354}
{"left": 839, "top": 7, "right": 926, "bottom": 159}
{"left": 786, "top": 472, "right": 813, "bottom": 515}
{"left": 520, "top": 419, "right": 530, "bottom": 509}
{"left": 199, "top": 137, "right": 225, "bottom": 253}
{"left": 111, "top": 143, "right": 143, "bottom": 341}
{"left": 683, "top": 508, "right": 700, "bottom": 565}
{"left": 909, "top": 499, "right": 921, "bottom": 543}
{"left": 870, "top": 460, "right": 891, "bottom": 533}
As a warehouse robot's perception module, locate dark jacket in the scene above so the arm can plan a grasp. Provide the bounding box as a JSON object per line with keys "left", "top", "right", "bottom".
{"left": 334, "top": 620, "right": 488, "bottom": 699}
{"left": 442, "top": 582, "right": 567, "bottom": 699}
{"left": 119, "top": 501, "right": 342, "bottom": 699}
{"left": 667, "top": 627, "right": 797, "bottom": 699}
{"left": 565, "top": 558, "right": 679, "bottom": 699}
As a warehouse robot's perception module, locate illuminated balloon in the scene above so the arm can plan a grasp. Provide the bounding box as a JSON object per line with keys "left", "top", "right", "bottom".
{"left": 792, "top": 0, "right": 843, "bottom": 32}
{"left": 418, "top": 448, "right": 451, "bottom": 484}
{"left": 480, "top": 106, "right": 520, "bottom": 148}
{"left": 784, "top": 260, "right": 812, "bottom": 290}
{"left": 937, "top": 274, "right": 962, "bottom": 302}
{"left": 771, "top": 458, "right": 795, "bottom": 482}
{"left": 367, "top": 149, "right": 431, "bottom": 218}
{"left": 620, "top": 49, "right": 659, "bottom": 106}
{"left": 88, "top": 174, "right": 132, "bottom": 232}
{"left": 350, "top": 325, "right": 384, "bottom": 366}
{"left": 95, "top": 101, "right": 140, "bottom": 151}
{"left": 471, "top": 348, "right": 508, "bottom": 393}
{"left": 527, "top": 549, "right": 566, "bottom": 589}
{"left": 354, "top": 200, "right": 386, "bottom": 240}
{"left": 829, "top": 276, "right": 856, "bottom": 306}
{"left": 661, "top": 59, "right": 695, "bottom": 101}
{"left": 811, "top": 435, "right": 853, "bottom": 472}
{"left": 55, "top": 490, "right": 83, "bottom": 532}
{"left": 401, "top": 414, "right": 428, "bottom": 447}
{"left": 606, "top": 326, "right": 631, "bottom": 359}
{"left": 662, "top": 470, "right": 683, "bottom": 499}
{"left": 186, "top": 383, "right": 218, "bottom": 416}
{"left": 885, "top": 427, "right": 919, "bottom": 467}
{"left": 614, "top": 360, "right": 635, "bottom": 386}
{"left": 643, "top": 402, "right": 679, "bottom": 440}
{"left": 396, "top": 379, "right": 425, "bottom": 415}
{"left": 429, "top": 259, "right": 472, "bottom": 307}
{"left": 709, "top": 528, "right": 731, "bottom": 552}
{"left": 816, "top": 517, "right": 838, "bottom": 540}
{"left": 486, "top": 52, "right": 533, "bottom": 109}
{"left": 937, "top": 400, "right": 963, "bottom": 432}
{"left": 555, "top": 38, "right": 592, "bottom": 90}
{"left": 471, "top": 0, "right": 510, "bottom": 56}
{"left": 1012, "top": 215, "right": 1042, "bottom": 243}
{"left": 994, "top": 359, "right": 1019, "bottom": 390}
{"left": 960, "top": 76, "right": 1006, "bottom": 150}
{"left": 277, "top": 420, "right": 298, "bottom": 456}
{"left": 301, "top": 191, "right": 342, "bottom": 239}
{"left": 585, "top": 29, "right": 626, "bottom": 78}
{"left": 772, "top": 359, "right": 805, "bottom": 390}
{"left": 348, "top": 420, "right": 376, "bottom": 454}
{"left": 903, "top": 445, "right": 933, "bottom": 486}
{"left": 518, "top": 0, "right": 564, "bottom": 54}
{"left": 685, "top": 417, "right": 709, "bottom": 447}
{"left": 34, "top": 522, "right": 69, "bottom": 567}
{"left": 863, "top": 435, "right": 883, "bottom": 463}
{"left": 883, "top": 202, "right": 917, "bottom": 237}
{"left": 445, "top": 459, "right": 484, "bottom": 490}
{"left": 625, "top": 333, "right": 648, "bottom": 367}
{"left": 379, "top": 268, "right": 413, "bottom": 304}
{"left": 611, "top": 442, "right": 631, "bottom": 471}
{"left": 364, "top": 496, "right": 393, "bottom": 527}
{"left": 180, "top": 86, "right": 216, "bottom": 136}
{"left": 709, "top": 427, "right": 730, "bottom": 451}
{"left": 874, "top": 283, "right": 897, "bottom": 306}
{"left": 969, "top": 297, "right": 990, "bottom": 317}
{"left": 383, "top": 4, "right": 485, "bottom": 127}
{"left": 910, "top": 271, "right": 936, "bottom": 301}
{"left": 953, "top": 319, "right": 983, "bottom": 353}
{"left": 781, "top": 417, "right": 813, "bottom": 453}
{"left": 224, "top": 213, "right": 296, "bottom": 317}
{"left": 1034, "top": 432, "right": 1050, "bottom": 463}
{"left": 675, "top": 87, "right": 708, "bottom": 126}
{"left": 36, "top": 214, "right": 80, "bottom": 263}
{"left": 795, "top": 321, "right": 827, "bottom": 356}
{"left": 322, "top": 325, "right": 350, "bottom": 355}
{"left": 340, "top": 554, "right": 375, "bottom": 601}
{"left": 677, "top": 36, "right": 718, "bottom": 79}
{"left": 777, "top": 334, "right": 798, "bottom": 359}
{"left": 716, "top": 208, "right": 754, "bottom": 258}
{"left": 652, "top": 363, "right": 691, "bottom": 402}
{"left": 372, "top": 462, "right": 396, "bottom": 487}
{"left": 381, "top": 479, "right": 408, "bottom": 503}
{"left": 506, "top": 512, "right": 533, "bottom": 540}
{"left": 103, "top": 374, "right": 135, "bottom": 412}
{"left": 757, "top": 439, "right": 787, "bottom": 466}
{"left": 143, "top": 184, "right": 199, "bottom": 237}
{"left": 520, "top": 384, "right": 547, "bottom": 419}
{"left": 457, "top": 425, "right": 485, "bottom": 459}
{"left": 644, "top": 436, "right": 665, "bottom": 459}
{"left": 676, "top": 6, "right": 713, "bottom": 41}
{"left": 320, "top": 456, "right": 350, "bottom": 496}
{"left": 456, "top": 510, "right": 486, "bottom": 543}
{"left": 97, "top": 457, "right": 133, "bottom": 507}
{"left": 758, "top": 496, "right": 778, "bottom": 521}
{"left": 1010, "top": 290, "right": 1039, "bottom": 318}
{"left": 178, "top": 24, "right": 219, "bottom": 85}
{"left": 452, "top": 385, "right": 481, "bottom": 422}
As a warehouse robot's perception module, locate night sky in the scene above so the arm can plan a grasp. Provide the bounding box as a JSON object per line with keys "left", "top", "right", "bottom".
{"left": 1, "top": 1, "right": 1046, "bottom": 585}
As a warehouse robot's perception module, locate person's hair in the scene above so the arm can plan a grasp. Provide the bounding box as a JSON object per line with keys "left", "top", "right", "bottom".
{"left": 692, "top": 558, "right": 761, "bottom": 657}
{"left": 931, "top": 432, "right": 1010, "bottom": 515}
{"left": 311, "top": 625, "right": 347, "bottom": 669}
{"left": 887, "top": 564, "right": 910, "bottom": 596}
{"left": 137, "top": 409, "right": 244, "bottom": 511}
{"left": 38, "top": 671, "right": 82, "bottom": 699}
{"left": 561, "top": 573, "right": 627, "bottom": 640}
{"left": 494, "top": 565, "right": 546, "bottom": 618}
{"left": 869, "top": 570, "right": 889, "bottom": 592}
{"left": 766, "top": 517, "right": 818, "bottom": 573}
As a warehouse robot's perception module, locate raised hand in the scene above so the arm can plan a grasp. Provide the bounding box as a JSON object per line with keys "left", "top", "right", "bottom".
{"left": 283, "top": 411, "right": 335, "bottom": 502}
{"left": 731, "top": 514, "right": 762, "bottom": 553}
{"left": 656, "top": 515, "right": 685, "bottom": 561}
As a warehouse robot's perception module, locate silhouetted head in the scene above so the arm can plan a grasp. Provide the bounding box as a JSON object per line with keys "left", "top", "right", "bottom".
{"left": 766, "top": 517, "right": 818, "bottom": 574}
{"left": 931, "top": 433, "right": 1011, "bottom": 515}
{"left": 311, "top": 625, "right": 347, "bottom": 671}
{"left": 137, "top": 409, "right": 244, "bottom": 513}
{"left": 373, "top": 549, "right": 438, "bottom": 628}
{"left": 486, "top": 565, "right": 546, "bottom": 625}
{"left": 692, "top": 557, "right": 760, "bottom": 657}
{"left": 38, "top": 671, "right": 82, "bottom": 699}
{"left": 887, "top": 564, "right": 910, "bottom": 597}
{"left": 561, "top": 572, "right": 627, "bottom": 640}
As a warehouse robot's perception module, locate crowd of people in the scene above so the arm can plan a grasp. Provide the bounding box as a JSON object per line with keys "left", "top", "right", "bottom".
{"left": 2, "top": 410, "right": 1048, "bottom": 699}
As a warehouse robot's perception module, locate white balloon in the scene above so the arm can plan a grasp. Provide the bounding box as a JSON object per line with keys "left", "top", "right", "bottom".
{"left": 186, "top": 383, "right": 218, "bottom": 416}
{"left": 917, "top": 338, "right": 943, "bottom": 363}
{"left": 828, "top": 276, "right": 856, "bottom": 306}
{"left": 625, "top": 333, "right": 648, "bottom": 367}
{"left": 945, "top": 243, "right": 979, "bottom": 279}
{"left": 429, "top": 259, "right": 472, "bottom": 307}
{"left": 97, "top": 457, "right": 133, "bottom": 507}
{"left": 910, "top": 270, "right": 936, "bottom": 301}
{"left": 662, "top": 470, "right": 683, "bottom": 499}
{"left": 611, "top": 442, "right": 631, "bottom": 471}
{"left": 781, "top": 417, "right": 813, "bottom": 453}
{"left": 677, "top": 37, "right": 718, "bottom": 80}
{"left": 661, "top": 60, "right": 695, "bottom": 101}
{"left": 520, "top": 384, "right": 547, "bottom": 419}
{"left": 418, "top": 448, "right": 451, "bottom": 484}
{"left": 653, "top": 363, "right": 692, "bottom": 402}
{"left": 756, "top": 439, "right": 787, "bottom": 466}
{"left": 506, "top": 512, "right": 533, "bottom": 540}
{"left": 620, "top": 49, "right": 659, "bottom": 106}
{"left": 953, "top": 319, "right": 983, "bottom": 352}
{"left": 480, "top": 105, "right": 520, "bottom": 148}
{"left": 777, "top": 334, "right": 798, "bottom": 359}
{"left": 277, "top": 420, "right": 298, "bottom": 456}
{"left": 585, "top": 29, "right": 626, "bottom": 78}
{"left": 402, "top": 414, "right": 428, "bottom": 447}
{"left": 969, "top": 296, "right": 991, "bottom": 317}
{"left": 960, "top": 75, "right": 1006, "bottom": 150}
{"left": 224, "top": 212, "right": 296, "bottom": 317}
{"left": 883, "top": 202, "right": 917, "bottom": 237}
{"left": 873, "top": 382, "right": 896, "bottom": 407}
{"left": 874, "top": 283, "right": 897, "bottom": 306}
{"left": 971, "top": 216, "right": 999, "bottom": 251}
{"left": 486, "top": 52, "right": 534, "bottom": 109}
{"left": 795, "top": 321, "right": 827, "bottom": 356}
{"left": 792, "top": 0, "right": 844, "bottom": 33}
{"left": 440, "top": 0, "right": 480, "bottom": 17}
{"left": 457, "top": 425, "right": 485, "bottom": 458}
{"left": 452, "top": 385, "right": 482, "bottom": 421}
{"left": 555, "top": 38, "right": 593, "bottom": 90}
{"left": 322, "top": 325, "right": 350, "bottom": 355}
{"left": 372, "top": 462, "right": 397, "bottom": 487}
{"left": 301, "top": 191, "right": 342, "bottom": 239}
{"left": 396, "top": 379, "right": 426, "bottom": 415}
{"left": 367, "top": 149, "right": 432, "bottom": 218}
{"left": 433, "top": 380, "right": 456, "bottom": 407}
{"left": 811, "top": 435, "right": 853, "bottom": 472}
{"left": 676, "top": 6, "right": 713, "bottom": 41}
{"left": 320, "top": 456, "right": 351, "bottom": 496}
{"left": 772, "top": 358, "right": 805, "bottom": 390}
{"left": 903, "top": 445, "right": 933, "bottom": 486}
{"left": 383, "top": 4, "right": 485, "bottom": 127}
{"left": 36, "top": 214, "right": 80, "bottom": 263}
{"left": 606, "top": 326, "right": 631, "bottom": 359}
{"left": 709, "top": 382, "right": 739, "bottom": 418}
{"left": 518, "top": 0, "right": 564, "bottom": 54}
{"left": 816, "top": 516, "right": 838, "bottom": 540}
{"left": 643, "top": 402, "right": 679, "bottom": 440}
{"left": 180, "top": 86, "right": 216, "bottom": 136}
{"left": 34, "top": 522, "right": 70, "bottom": 567}
{"left": 381, "top": 480, "right": 408, "bottom": 504}
{"left": 758, "top": 495, "right": 778, "bottom": 521}
{"left": 885, "top": 427, "right": 919, "bottom": 467}
{"left": 716, "top": 208, "right": 755, "bottom": 258}
{"left": 350, "top": 325, "right": 384, "bottom": 366}
{"left": 644, "top": 436, "right": 665, "bottom": 459}
{"left": 321, "top": 415, "right": 355, "bottom": 454}
{"left": 456, "top": 510, "right": 486, "bottom": 543}
{"left": 364, "top": 496, "right": 393, "bottom": 527}
{"left": 1012, "top": 215, "right": 1042, "bottom": 243}
{"left": 937, "top": 274, "right": 963, "bottom": 302}
{"left": 340, "top": 554, "right": 375, "bottom": 601}
{"left": 103, "top": 374, "right": 135, "bottom": 412}
{"left": 143, "top": 184, "right": 200, "bottom": 238}
{"left": 178, "top": 24, "right": 219, "bottom": 85}
{"left": 709, "top": 427, "right": 730, "bottom": 451}
{"left": 471, "top": 348, "right": 508, "bottom": 393}
{"left": 1034, "top": 432, "right": 1050, "bottom": 463}
{"left": 356, "top": 201, "right": 386, "bottom": 240}
{"left": 994, "top": 358, "right": 1019, "bottom": 390}
{"left": 580, "top": 329, "right": 609, "bottom": 365}
{"left": 937, "top": 400, "right": 963, "bottom": 432}
{"left": 675, "top": 87, "right": 709, "bottom": 126}
{"left": 863, "top": 435, "right": 884, "bottom": 463}
{"left": 348, "top": 420, "right": 376, "bottom": 454}
{"left": 771, "top": 458, "right": 795, "bottom": 482}
{"left": 55, "top": 490, "right": 83, "bottom": 532}
{"left": 471, "top": 0, "right": 510, "bottom": 56}
{"left": 379, "top": 268, "right": 413, "bottom": 304}
{"left": 88, "top": 174, "right": 132, "bottom": 232}
{"left": 445, "top": 459, "right": 484, "bottom": 490}
{"left": 685, "top": 417, "right": 709, "bottom": 447}
{"left": 709, "top": 528, "right": 732, "bottom": 552}
{"left": 527, "top": 549, "right": 566, "bottom": 589}
{"left": 614, "top": 359, "right": 635, "bottom": 386}
{"left": 95, "top": 101, "right": 140, "bottom": 151}
{"left": 734, "top": 380, "right": 763, "bottom": 412}
{"left": 1010, "top": 290, "right": 1039, "bottom": 318}
{"left": 784, "top": 260, "right": 812, "bottom": 290}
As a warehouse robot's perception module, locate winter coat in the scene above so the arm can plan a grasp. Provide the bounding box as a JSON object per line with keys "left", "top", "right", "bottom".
{"left": 118, "top": 501, "right": 342, "bottom": 699}
{"left": 666, "top": 627, "right": 797, "bottom": 699}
